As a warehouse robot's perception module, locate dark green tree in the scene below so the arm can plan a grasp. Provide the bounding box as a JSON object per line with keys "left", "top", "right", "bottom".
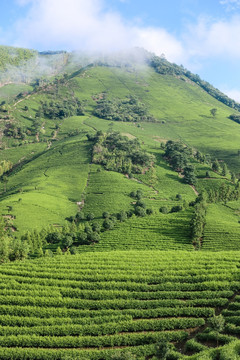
{"left": 212, "top": 159, "right": 221, "bottom": 173}
{"left": 183, "top": 165, "right": 196, "bottom": 185}
{"left": 210, "top": 108, "right": 217, "bottom": 117}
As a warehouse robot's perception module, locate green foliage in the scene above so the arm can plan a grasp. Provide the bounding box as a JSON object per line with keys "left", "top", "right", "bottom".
{"left": 209, "top": 315, "right": 225, "bottom": 333}
{"left": 212, "top": 159, "right": 221, "bottom": 173}
{"left": 37, "top": 95, "right": 84, "bottom": 120}
{"left": 91, "top": 131, "right": 155, "bottom": 174}
{"left": 0, "top": 45, "right": 36, "bottom": 70}
{"left": 183, "top": 165, "right": 196, "bottom": 185}
{"left": 0, "top": 251, "right": 238, "bottom": 358}
{"left": 93, "top": 94, "right": 156, "bottom": 122}
{"left": 190, "top": 195, "right": 207, "bottom": 248}
{"left": 159, "top": 207, "right": 168, "bottom": 214}
{"left": 210, "top": 108, "right": 217, "bottom": 117}
{"left": 164, "top": 141, "right": 192, "bottom": 172}
{"left": 229, "top": 114, "right": 240, "bottom": 124}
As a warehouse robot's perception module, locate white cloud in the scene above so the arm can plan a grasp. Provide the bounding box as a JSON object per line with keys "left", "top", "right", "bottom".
{"left": 220, "top": 0, "right": 240, "bottom": 11}
{"left": 11, "top": 0, "right": 184, "bottom": 62}
{"left": 184, "top": 15, "right": 240, "bottom": 59}
{"left": 222, "top": 88, "right": 240, "bottom": 102}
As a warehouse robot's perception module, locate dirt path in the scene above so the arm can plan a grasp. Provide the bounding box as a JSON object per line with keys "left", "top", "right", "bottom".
{"left": 125, "top": 174, "right": 159, "bottom": 194}
{"left": 13, "top": 94, "right": 31, "bottom": 108}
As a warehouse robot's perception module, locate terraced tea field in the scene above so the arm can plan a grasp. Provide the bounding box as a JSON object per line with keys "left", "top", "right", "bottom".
{"left": 0, "top": 251, "right": 240, "bottom": 359}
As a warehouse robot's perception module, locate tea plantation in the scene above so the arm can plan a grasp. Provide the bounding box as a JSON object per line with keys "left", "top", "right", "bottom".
{"left": 0, "top": 251, "right": 240, "bottom": 359}
{"left": 0, "top": 48, "right": 240, "bottom": 359}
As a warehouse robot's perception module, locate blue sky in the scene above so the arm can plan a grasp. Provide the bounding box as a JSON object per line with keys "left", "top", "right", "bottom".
{"left": 1, "top": 0, "right": 240, "bottom": 101}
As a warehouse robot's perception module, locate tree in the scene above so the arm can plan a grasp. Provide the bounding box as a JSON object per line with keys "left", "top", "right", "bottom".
{"left": 75, "top": 212, "right": 84, "bottom": 222}
{"left": 86, "top": 213, "right": 94, "bottom": 221}
{"left": 77, "top": 232, "right": 88, "bottom": 245}
{"left": 135, "top": 206, "right": 146, "bottom": 217}
{"left": 222, "top": 163, "right": 228, "bottom": 177}
{"left": 183, "top": 165, "right": 196, "bottom": 185}
{"left": 103, "top": 219, "right": 115, "bottom": 230}
{"left": 231, "top": 172, "right": 236, "bottom": 184}
{"left": 210, "top": 108, "right": 217, "bottom": 117}
{"left": 117, "top": 211, "right": 127, "bottom": 222}
{"left": 44, "top": 249, "right": 53, "bottom": 257}
{"left": 212, "top": 159, "right": 221, "bottom": 173}
{"left": 2, "top": 175, "right": 8, "bottom": 192}
{"left": 209, "top": 315, "right": 225, "bottom": 347}
{"left": 0, "top": 236, "right": 10, "bottom": 263}
{"left": 56, "top": 247, "right": 62, "bottom": 255}
{"left": 46, "top": 232, "right": 62, "bottom": 244}
{"left": 135, "top": 199, "right": 146, "bottom": 208}
{"left": 155, "top": 341, "right": 171, "bottom": 360}
{"left": 92, "top": 222, "right": 101, "bottom": 232}
{"left": 87, "top": 232, "right": 100, "bottom": 243}
{"left": 146, "top": 208, "right": 153, "bottom": 215}
{"left": 102, "top": 211, "right": 110, "bottom": 219}
{"left": 159, "top": 206, "right": 168, "bottom": 214}
{"left": 36, "top": 247, "right": 44, "bottom": 257}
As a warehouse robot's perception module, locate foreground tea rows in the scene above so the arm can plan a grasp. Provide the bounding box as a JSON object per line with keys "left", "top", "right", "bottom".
{"left": 0, "top": 251, "right": 240, "bottom": 359}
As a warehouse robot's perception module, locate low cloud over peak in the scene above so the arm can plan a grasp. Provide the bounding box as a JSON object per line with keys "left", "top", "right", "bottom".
{"left": 12, "top": 0, "right": 185, "bottom": 63}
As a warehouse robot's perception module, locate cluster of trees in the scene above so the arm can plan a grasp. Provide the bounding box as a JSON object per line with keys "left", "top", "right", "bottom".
{"left": 93, "top": 94, "right": 156, "bottom": 122}
{"left": 229, "top": 114, "right": 240, "bottom": 124}
{"left": 35, "top": 95, "right": 84, "bottom": 120}
{"left": 0, "top": 236, "right": 30, "bottom": 262}
{"left": 0, "top": 46, "right": 36, "bottom": 71}
{"left": 0, "top": 215, "right": 31, "bottom": 263}
{"left": 207, "top": 182, "right": 240, "bottom": 204}
{"left": 149, "top": 55, "right": 240, "bottom": 111}
{"left": 164, "top": 140, "right": 197, "bottom": 185}
{"left": 3, "top": 123, "right": 27, "bottom": 140}
{"left": 89, "top": 131, "right": 155, "bottom": 175}
{"left": 0, "top": 160, "right": 12, "bottom": 176}
{"left": 130, "top": 189, "right": 153, "bottom": 217}
{"left": 190, "top": 193, "right": 207, "bottom": 249}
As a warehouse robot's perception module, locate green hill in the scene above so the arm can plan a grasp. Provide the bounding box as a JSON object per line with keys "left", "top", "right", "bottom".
{"left": 0, "top": 52, "right": 239, "bottom": 246}
{"left": 1, "top": 47, "right": 240, "bottom": 359}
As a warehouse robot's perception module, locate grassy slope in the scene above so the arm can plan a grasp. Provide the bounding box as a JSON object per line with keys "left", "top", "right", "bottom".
{"left": 0, "top": 136, "right": 91, "bottom": 233}
{"left": 0, "top": 63, "right": 239, "bottom": 242}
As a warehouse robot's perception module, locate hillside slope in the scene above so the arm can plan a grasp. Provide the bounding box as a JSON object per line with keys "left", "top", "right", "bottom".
{"left": 0, "top": 51, "right": 239, "bottom": 251}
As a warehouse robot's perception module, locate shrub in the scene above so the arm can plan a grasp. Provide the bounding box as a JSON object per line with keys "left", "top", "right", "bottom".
{"left": 75, "top": 212, "right": 84, "bottom": 221}
{"left": 135, "top": 206, "right": 146, "bottom": 217}
{"left": 92, "top": 223, "right": 101, "bottom": 232}
{"left": 86, "top": 213, "right": 94, "bottom": 221}
{"left": 170, "top": 205, "right": 182, "bottom": 213}
{"left": 87, "top": 232, "right": 100, "bottom": 243}
{"left": 117, "top": 211, "right": 128, "bottom": 222}
{"left": 103, "top": 219, "right": 115, "bottom": 230}
{"left": 159, "top": 206, "right": 168, "bottom": 214}
{"left": 102, "top": 211, "right": 110, "bottom": 219}
{"left": 77, "top": 232, "right": 88, "bottom": 245}
{"left": 146, "top": 208, "right": 153, "bottom": 215}
{"left": 130, "top": 191, "right": 137, "bottom": 198}
{"left": 136, "top": 200, "right": 146, "bottom": 208}
{"left": 45, "top": 232, "right": 62, "bottom": 244}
